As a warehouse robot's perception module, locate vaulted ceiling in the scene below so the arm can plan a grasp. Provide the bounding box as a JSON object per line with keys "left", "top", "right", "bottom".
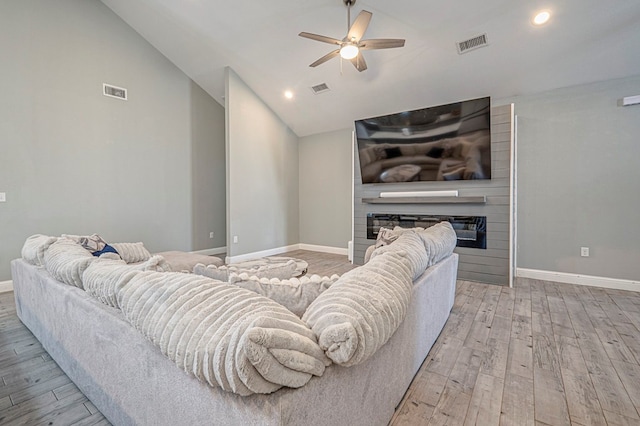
{"left": 100, "top": 0, "right": 640, "bottom": 137}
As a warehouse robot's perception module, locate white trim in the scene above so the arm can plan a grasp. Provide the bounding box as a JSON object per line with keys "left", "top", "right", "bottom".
{"left": 516, "top": 268, "right": 640, "bottom": 292}
{"left": 509, "top": 105, "right": 517, "bottom": 288}
{"left": 226, "top": 244, "right": 300, "bottom": 264}
{"left": 298, "top": 244, "right": 349, "bottom": 256}
{"left": 351, "top": 130, "right": 355, "bottom": 264}
{"left": 190, "top": 246, "right": 226, "bottom": 256}
{"left": 0, "top": 280, "right": 13, "bottom": 293}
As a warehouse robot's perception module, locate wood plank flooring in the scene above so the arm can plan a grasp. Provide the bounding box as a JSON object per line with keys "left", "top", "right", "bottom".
{"left": 391, "top": 278, "right": 640, "bottom": 426}
{"left": 2, "top": 251, "right": 640, "bottom": 425}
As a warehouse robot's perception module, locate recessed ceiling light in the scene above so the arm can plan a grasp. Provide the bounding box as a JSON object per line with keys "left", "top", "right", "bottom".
{"left": 532, "top": 10, "right": 551, "bottom": 25}
{"left": 284, "top": 90, "right": 294, "bottom": 99}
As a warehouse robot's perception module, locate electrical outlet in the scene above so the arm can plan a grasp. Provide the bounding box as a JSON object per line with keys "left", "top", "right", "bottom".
{"left": 233, "top": 236, "right": 238, "bottom": 244}
{"left": 581, "top": 247, "right": 589, "bottom": 257}
{"left": 0, "top": 192, "right": 5, "bottom": 202}
{"left": 209, "top": 232, "right": 214, "bottom": 239}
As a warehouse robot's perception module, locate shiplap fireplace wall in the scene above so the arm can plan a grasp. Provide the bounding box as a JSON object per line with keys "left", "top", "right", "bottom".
{"left": 352, "top": 104, "right": 514, "bottom": 286}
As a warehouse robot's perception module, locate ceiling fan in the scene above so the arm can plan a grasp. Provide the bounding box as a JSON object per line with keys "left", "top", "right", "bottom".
{"left": 298, "top": 0, "right": 405, "bottom": 72}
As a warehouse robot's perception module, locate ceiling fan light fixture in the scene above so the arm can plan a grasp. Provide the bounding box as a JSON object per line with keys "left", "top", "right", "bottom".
{"left": 340, "top": 43, "right": 359, "bottom": 59}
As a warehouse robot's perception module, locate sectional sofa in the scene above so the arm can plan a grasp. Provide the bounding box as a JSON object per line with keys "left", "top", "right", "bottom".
{"left": 11, "top": 224, "right": 458, "bottom": 425}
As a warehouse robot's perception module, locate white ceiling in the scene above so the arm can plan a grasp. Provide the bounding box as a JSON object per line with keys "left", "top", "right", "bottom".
{"left": 100, "top": 0, "right": 640, "bottom": 137}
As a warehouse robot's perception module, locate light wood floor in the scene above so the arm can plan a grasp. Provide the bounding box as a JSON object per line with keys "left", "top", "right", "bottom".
{"left": 1, "top": 251, "right": 640, "bottom": 425}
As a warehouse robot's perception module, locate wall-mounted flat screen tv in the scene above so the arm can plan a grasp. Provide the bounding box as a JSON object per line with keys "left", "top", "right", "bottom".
{"left": 355, "top": 96, "right": 491, "bottom": 184}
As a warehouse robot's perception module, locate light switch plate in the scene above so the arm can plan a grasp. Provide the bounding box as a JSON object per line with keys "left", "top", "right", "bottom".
{"left": 0, "top": 192, "right": 5, "bottom": 202}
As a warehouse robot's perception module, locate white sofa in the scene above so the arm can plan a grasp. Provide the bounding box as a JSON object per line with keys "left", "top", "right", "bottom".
{"left": 11, "top": 231, "right": 458, "bottom": 425}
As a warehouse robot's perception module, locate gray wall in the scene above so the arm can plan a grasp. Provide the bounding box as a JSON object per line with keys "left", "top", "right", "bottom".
{"left": 0, "top": 0, "right": 225, "bottom": 281}
{"left": 353, "top": 105, "right": 513, "bottom": 286}
{"left": 298, "top": 129, "right": 353, "bottom": 250}
{"left": 190, "top": 83, "right": 226, "bottom": 251}
{"left": 225, "top": 68, "right": 299, "bottom": 259}
{"left": 500, "top": 74, "right": 640, "bottom": 282}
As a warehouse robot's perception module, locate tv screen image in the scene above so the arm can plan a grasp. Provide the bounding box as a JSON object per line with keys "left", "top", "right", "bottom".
{"left": 355, "top": 97, "right": 491, "bottom": 184}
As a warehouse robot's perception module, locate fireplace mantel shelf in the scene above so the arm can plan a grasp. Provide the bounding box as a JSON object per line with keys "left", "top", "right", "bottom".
{"left": 361, "top": 196, "right": 487, "bottom": 204}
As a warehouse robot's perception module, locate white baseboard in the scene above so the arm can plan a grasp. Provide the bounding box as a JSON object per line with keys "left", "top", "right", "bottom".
{"left": 298, "top": 244, "right": 348, "bottom": 256}
{"left": 0, "top": 280, "right": 14, "bottom": 293}
{"left": 190, "top": 246, "right": 226, "bottom": 256}
{"left": 226, "top": 244, "right": 300, "bottom": 264}
{"left": 516, "top": 268, "right": 640, "bottom": 292}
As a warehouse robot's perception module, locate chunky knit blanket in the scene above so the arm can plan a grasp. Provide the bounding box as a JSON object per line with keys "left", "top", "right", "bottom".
{"left": 117, "top": 271, "right": 330, "bottom": 395}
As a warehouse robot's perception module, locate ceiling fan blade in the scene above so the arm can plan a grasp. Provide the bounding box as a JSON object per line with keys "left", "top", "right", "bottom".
{"left": 310, "top": 49, "right": 340, "bottom": 67}
{"left": 347, "top": 10, "right": 372, "bottom": 42}
{"left": 360, "top": 38, "right": 406, "bottom": 50}
{"left": 350, "top": 52, "right": 368, "bottom": 72}
{"left": 298, "top": 32, "right": 342, "bottom": 45}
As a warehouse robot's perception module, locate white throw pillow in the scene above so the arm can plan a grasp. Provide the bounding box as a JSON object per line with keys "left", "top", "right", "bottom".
{"left": 228, "top": 273, "right": 339, "bottom": 317}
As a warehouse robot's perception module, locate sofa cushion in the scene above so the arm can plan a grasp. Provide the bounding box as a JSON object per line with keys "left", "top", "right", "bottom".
{"left": 193, "top": 260, "right": 297, "bottom": 282}
{"left": 417, "top": 221, "right": 458, "bottom": 267}
{"left": 82, "top": 255, "right": 172, "bottom": 307}
{"left": 117, "top": 272, "right": 330, "bottom": 395}
{"left": 111, "top": 242, "right": 152, "bottom": 263}
{"left": 303, "top": 248, "right": 414, "bottom": 367}
{"left": 21, "top": 234, "right": 58, "bottom": 266}
{"left": 228, "top": 273, "right": 339, "bottom": 317}
{"left": 154, "top": 251, "right": 224, "bottom": 273}
{"left": 370, "top": 231, "right": 429, "bottom": 280}
{"left": 43, "top": 238, "right": 95, "bottom": 289}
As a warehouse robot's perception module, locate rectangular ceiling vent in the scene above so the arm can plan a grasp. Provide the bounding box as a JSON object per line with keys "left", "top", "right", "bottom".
{"left": 310, "top": 83, "right": 330, "bottom": 95}
{"left": 103, "top": 83, "right": 128, "bottom": 100}
{"left": 456, "top": 33, "right": 489, "bottom": 54}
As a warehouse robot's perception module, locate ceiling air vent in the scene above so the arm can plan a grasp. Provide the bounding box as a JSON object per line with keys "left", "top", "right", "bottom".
{"left": 456, "top": 33, "right": 489, "bottom": 54}
{"left": 103, "top": 83, "right": 127, "bottom": 100}
{"left": 310, "top": 83, "right": 330, "bottom": 95}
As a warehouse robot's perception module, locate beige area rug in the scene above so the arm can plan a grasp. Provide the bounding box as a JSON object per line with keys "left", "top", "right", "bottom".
{"left": 230, "top": 257, "right": 308, "bottom": 277}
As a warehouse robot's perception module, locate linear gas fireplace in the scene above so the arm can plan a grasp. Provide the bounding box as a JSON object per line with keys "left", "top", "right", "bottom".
{"left": 367, "top": 213, "right": 487, "bottom": 249}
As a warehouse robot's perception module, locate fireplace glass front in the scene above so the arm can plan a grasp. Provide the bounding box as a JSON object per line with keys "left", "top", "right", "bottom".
{"left": 367, "top": 213, "right": 487, "bottom": 249}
